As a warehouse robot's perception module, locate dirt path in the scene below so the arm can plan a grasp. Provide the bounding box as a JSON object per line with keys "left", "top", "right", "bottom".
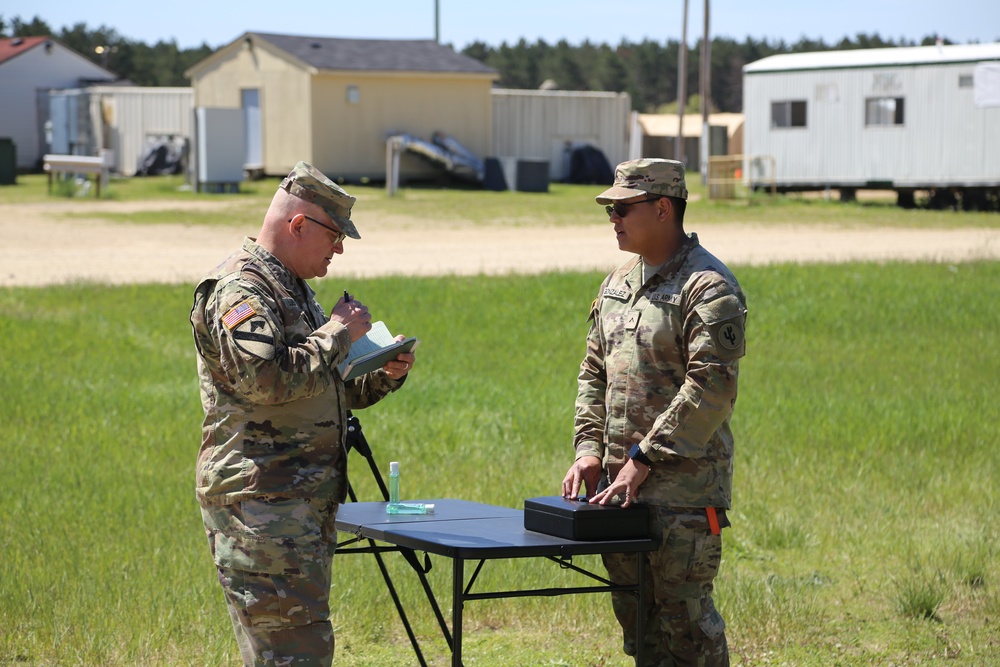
{"left": 3, "top": 200, "right": 999, "bottom": 287}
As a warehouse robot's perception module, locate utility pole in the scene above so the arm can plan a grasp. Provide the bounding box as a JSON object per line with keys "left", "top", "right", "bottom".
{"left": 700, "top": 0, "right": 711, "bottom": 184}
{"left": 434, "top": 0, "right": 440, "bottom": 43}
{"left": 675, "top": 0, "right": 689, "bottom": 164}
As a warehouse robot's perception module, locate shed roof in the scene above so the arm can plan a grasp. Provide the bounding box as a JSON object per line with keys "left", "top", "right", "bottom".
{"left": 745, "top": 42, "right": 1000, "bottom": 74}
{"left": 638, "top": 113, "right": 744, "bottom": 139}
{"left": 247, "top": 32, "right": 496, "bottom": 75}
{"left": 0, "top": 36, "right": 49, "bottom": 65}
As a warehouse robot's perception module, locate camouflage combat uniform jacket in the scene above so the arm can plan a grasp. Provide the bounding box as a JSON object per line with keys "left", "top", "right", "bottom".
{"left": 574, "top": 233, "right": 747, "bottom": 509}
{"left": 190, "top": 238, "right": 403, "bottom": 508}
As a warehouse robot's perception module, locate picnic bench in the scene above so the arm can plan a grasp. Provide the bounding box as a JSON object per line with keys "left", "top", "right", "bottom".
{"left": 43, "top": 154, "right": 110, "bottom": 198}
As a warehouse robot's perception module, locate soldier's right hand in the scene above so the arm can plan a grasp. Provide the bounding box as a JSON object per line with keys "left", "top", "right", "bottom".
{"left": 329, "top": 294, "right": 373, "bottom": 342}
{"left": 561, "top": 455, "right": 603, "bottom": 501}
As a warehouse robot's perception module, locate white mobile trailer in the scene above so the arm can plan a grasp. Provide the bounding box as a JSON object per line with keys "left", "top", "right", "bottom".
{"left": 46, "top": 86, "right": 194, "bottom": 177}
{"left": 742, "top": 43, "right": 1000, "bottom": 208}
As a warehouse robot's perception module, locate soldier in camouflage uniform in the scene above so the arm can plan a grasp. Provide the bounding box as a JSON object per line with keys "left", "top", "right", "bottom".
{"left": 562, "top": 158, "right": 746, "bottom": 666}
{"left": 190, "top": 162, "right": 416, "bottom": 667}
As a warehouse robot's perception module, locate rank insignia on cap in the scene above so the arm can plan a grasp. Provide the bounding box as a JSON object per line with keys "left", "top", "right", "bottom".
{"left": 222, "top": 301, "right": 256, "bottom": 330}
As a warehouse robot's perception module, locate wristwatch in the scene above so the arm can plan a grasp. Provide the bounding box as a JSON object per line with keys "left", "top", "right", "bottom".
{"left": 628, "top": 443, "right": 653, "bottom": 468}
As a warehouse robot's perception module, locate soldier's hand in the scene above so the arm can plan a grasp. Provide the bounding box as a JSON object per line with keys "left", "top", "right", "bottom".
{"left": 329, "top": 294, "right": 372, "bottom": 342}
{"left": 561, "top": 456, "right": 603, "bottom": 500}
{"left": 383, "top": 335, "right": 415, "bottom": 380}
{"left": 590, "top": 458, "right": 648, "bottom": 508}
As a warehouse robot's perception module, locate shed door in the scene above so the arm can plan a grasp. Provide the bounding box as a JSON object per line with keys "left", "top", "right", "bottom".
{"left": 242, "top": 89, "right": 262, "bottom": 169}
{"left": 48, "top": 94, "right": 71, "bottom": 155}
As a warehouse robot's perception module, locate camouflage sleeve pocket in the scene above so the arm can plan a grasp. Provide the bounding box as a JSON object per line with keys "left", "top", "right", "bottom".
{"left": 694, "top": 293, "right": 746, "bottom": 359}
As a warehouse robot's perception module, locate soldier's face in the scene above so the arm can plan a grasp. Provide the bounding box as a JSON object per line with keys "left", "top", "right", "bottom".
{"left": 294, "top": 213, "right": 345, "bottom": 279}
{"left": 609, "top": 195, "right": 666, "bottom": 259}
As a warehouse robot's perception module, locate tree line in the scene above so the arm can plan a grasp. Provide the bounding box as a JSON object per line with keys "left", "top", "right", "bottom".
{"left": 461, "top": 33, "right": 959, "bottom": 114}
{"left": 2, "top": 14, "right": 964, "bottom": 112}
{"left": 1, "top": 15, "right": 213, "bottom": 87}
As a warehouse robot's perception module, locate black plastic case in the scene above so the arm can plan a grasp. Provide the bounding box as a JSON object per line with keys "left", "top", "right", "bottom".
{"left": 523, "top": 496, "right": 650, "bottom": 541}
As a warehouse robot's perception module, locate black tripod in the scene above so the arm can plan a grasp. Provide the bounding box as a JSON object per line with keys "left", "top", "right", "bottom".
{"left": 339, "top": 413, "right": 459, "bottom": 666}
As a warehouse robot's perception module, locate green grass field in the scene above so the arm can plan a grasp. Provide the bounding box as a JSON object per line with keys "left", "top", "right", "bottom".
{"left": 8, "top": 172, "right": 1000, "bottom": 230}
{"left": 1, "top": 259, "right": 998, "bottom": 666}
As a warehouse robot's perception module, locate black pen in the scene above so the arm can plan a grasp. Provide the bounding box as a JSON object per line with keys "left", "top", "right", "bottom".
{"left": 343, "top": 290, "right": 351, "bottom": 303}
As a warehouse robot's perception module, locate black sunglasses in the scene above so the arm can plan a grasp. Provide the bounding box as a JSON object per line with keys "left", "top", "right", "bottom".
{"left": 605, "top": 196, "right": 662, "bottom": 219}
{"left": 293, "top": 215, "right": 347, "bottom": 244}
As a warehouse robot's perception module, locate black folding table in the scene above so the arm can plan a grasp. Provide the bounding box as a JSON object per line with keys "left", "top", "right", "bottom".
{"left": 336, "top": 498, "right": 658, "bottom": 666}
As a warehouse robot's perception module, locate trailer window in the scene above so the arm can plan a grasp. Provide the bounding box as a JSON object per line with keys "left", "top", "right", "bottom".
{"left": 865, "top": 97, "right": 905, "bottom": 126}
{"left": 771, "top": 100, "right": 807, "bottom": 128}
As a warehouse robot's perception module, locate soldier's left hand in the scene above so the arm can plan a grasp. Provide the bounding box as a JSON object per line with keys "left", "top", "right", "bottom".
{"left": 383, "top": 335, "right": 415, "bottom": 380}
{"left": 590, "top": 458, "right": 649, "bottom": 508}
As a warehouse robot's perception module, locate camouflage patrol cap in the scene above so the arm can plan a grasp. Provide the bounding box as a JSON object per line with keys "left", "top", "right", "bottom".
{"left": 595, "top": 158, "right": 688, "bottom": 204}
{"left": 279, "top": 161, "right": 360, "bottom": 239}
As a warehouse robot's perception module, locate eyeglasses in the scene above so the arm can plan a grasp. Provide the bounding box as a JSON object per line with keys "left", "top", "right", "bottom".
{"left": 605, "top": 196, "right": 662, "bottom": 219}
{"left": 295, "top": 215, "right": 347, "bottom": 245}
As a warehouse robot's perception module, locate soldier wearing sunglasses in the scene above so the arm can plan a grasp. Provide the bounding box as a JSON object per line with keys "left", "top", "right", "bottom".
{"left": 562, "top": 158, "right": 747, "bottom": 667}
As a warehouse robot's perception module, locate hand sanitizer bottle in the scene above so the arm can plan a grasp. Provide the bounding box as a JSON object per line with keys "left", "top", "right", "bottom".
{"left": 386, "top": 461, "right": 435, "bottom": 515}
{"left": 389, "top": 461, "right": 400, "bottom": 504}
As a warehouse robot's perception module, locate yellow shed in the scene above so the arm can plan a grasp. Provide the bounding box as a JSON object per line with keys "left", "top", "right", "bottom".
{"left": 184, "top": 32, "right": 497, "bottom": 181}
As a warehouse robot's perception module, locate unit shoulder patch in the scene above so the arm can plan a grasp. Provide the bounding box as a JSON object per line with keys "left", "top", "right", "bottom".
{"left": 695, "top": 293, "right": 747, "bottom": 357}
{"left": 716, "top": 320, "right": 744, "bottom": 351}
{"left": 232, "top": 315, "right": 276, "bottom": 360}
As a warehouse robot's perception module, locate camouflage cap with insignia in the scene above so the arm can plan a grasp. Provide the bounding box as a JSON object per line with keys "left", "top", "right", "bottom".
{"left": 279, "top": 161, "right": 360, "bottom": 239}
{"left": 595, "top": 158, "right": 688, "bottom": 205}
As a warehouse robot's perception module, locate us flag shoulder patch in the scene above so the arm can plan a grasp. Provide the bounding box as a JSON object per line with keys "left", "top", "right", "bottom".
{"left": 222, "top": 301, "right": 256, "bottom": 330}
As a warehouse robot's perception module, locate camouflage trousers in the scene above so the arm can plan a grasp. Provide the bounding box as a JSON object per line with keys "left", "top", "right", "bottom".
{"left": 202, "top": 498, "right": 341, "bottom": 667}
{"left": 602, "top": 506, "right": 729, "bottom": 667}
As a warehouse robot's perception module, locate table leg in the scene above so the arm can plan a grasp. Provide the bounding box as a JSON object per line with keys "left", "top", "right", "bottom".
{"left": 452, "top": 558, "right": 464, "bottom": 667}
{"left": 636, "top": 556, "right": 645, "bottom": 666}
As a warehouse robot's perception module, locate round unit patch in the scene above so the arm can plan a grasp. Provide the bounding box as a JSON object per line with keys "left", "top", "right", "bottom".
{"left": 717, "top": 321, "right": 744, "bottom": 351}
